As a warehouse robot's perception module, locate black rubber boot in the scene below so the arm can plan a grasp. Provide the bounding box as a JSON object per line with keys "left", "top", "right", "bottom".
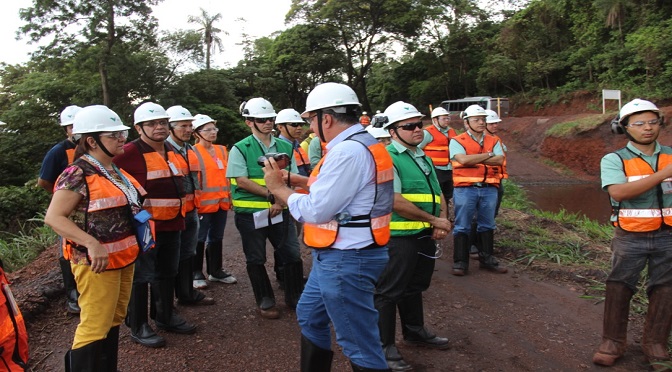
{"left": 247, "top": 264, "right": 279, "bottom": 319}
{"left": 478, "top": 230, "right": 507, "bottom": 273}
{"left": 349, "top": 361, "right": 391, "bottom": 371}
{"left": 283, "top": 261, "right": 304, "bottom": 309}
{"left": 398, "top": 295, "right": 449, "bottom": 350}
{"left": 377, "top": 301, "right": 412, "bottom": 371}
{"left": 206, "top": 241, "right": 237, "bottom": 283}
{"left": 300, "top": 334, "right": 334, "bottom": 372}
{"left": 64, "top": 339, "right": 105, "bottom": 372}
{"left": 193, "top": 241, "right": 207, "bottom": 287}
{"left": 59, "top": 257, "right": 80, "bottom": 314}
{"left": 127, "top": 283, "right": 165, "bottom": 348}
{"left": 274, "top": 250, "right": 285, "bottom": 289}
{"left": 452, "top": 233, "right": 470, "bottom": 276}
{"left": 176, "top": 257, "right": 213, "bottom": 305}
{"left": 100, "top": 326, "right": 119, "bottom": 372}
{"left": 153, "top": 280, "right": 197, "bottom": 334}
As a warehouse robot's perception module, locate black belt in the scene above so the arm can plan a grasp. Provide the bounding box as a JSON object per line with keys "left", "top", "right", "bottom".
{"left": 472, "top": 183, "right": 494, "bottom": 188}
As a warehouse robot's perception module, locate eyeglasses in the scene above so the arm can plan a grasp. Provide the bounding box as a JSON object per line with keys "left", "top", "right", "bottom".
{"left": 143, "top": 120, "right": 169, "bottom": 128}
{"left": 395, "top": 122, "right": 424, "bottom": 131}
{"left": 306, "top": 114, "right": 319, "bottom": 123}
{"left": 100, "top": 130, "right": 129, "bottom": 139}
{"left": 283, "top": 123, "right": 304, "bottom": 128}
{"left": 252, "top": 117, "right": 275, "bottom": 124}
{"left": 173, "top": 124, "right": 193, "bottom": 130}
{"left": 199, "top": 127, "right": 219, "bottom": 133}
{"left": 628, "top": 118, "right": 662, "bottom": 127}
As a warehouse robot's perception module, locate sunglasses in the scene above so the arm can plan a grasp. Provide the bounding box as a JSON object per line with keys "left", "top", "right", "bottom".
{"left": 252, "top": 117, "right": 275, "bottom": 124}
{"left": 100, "top": 130, "right": 129, "bottom": 139}
{"left": 283, "top": 122, "right": 304, "bottom": 128}
{"left": 395, "top": 121, "right": 424, "bottom": 131}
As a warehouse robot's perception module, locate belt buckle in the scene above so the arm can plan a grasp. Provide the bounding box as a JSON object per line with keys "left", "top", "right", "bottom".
{"left": 473, "top": 182, "right": 484, "bottom": 188}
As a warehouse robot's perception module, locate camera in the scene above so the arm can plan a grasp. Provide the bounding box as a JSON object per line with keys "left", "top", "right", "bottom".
{"left": 257, "top": 152, "right": 290, "bottom": 169}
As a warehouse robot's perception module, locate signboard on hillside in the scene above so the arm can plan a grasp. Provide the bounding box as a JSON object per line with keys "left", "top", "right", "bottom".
{"left": 602, "top": 89, "right": 622, "bottom": 114}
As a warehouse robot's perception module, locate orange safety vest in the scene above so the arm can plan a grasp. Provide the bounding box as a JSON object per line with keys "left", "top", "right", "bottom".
{"left": 0, "top": 262, "right": 28, "bottom": 371}
{"left": 612, "top": 147, "right": 672, "bottom": 232}
{"left": 303, "top": 131, "right": 393, "bottom": 248}
{"left": 170, "top": 145, "right": 201, "bottom": 213}
{"left": 64, "top": 159, "right": 145, "bottom": 270}
{"left": 193, "top": 144, "right": 232, "bottom": 214}
{"left": 490, "top": 135, "right": 508, "bottom": 179}
{"left": 139, "top": 146, "right": 187, "bottom": 221}
{"left": 66, "top": 148, "right": 75, "bottom": 165}
{"left": 293, "top": 145, "right": 311, "bottom": 193}
{"left": 360, "top": 115, "right": 371, "bottom": 126}
{"left": 423, "top": 125, "right": 456, "bottom": 167}
{"left": 451, "top": 132, "right": 502, "bottom": 187}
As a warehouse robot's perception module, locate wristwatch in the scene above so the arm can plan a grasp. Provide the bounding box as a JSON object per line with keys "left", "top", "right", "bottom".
{"left": 487, "top": 152, "right": 494, "bottom": 158}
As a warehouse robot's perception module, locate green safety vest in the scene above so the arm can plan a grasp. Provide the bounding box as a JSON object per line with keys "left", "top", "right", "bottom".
{"left": 230, "top": 136, "right": 293, "bottom": 213}
{"left": 387, "top": 145, "right": 442, "bottom": 236}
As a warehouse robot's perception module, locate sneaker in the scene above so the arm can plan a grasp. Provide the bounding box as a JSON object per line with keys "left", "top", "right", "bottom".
{"left": 208, "top": 270, "right": 237, "bottom": 284}
{"left": 193, "top": 272, "right": 208, "bottom": 289}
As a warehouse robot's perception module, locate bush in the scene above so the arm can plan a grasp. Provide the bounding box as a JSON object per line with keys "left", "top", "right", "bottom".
{"left": 0, "top": 181, "right": 52, "bottom": 234}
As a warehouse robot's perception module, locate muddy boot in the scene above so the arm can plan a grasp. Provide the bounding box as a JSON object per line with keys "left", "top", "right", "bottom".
{"left": 127, "top": 283, "right": 165, "bottom": 348}
{"left": 592, "top": 282, "right": 633, "bottom": 366}
{"left": 65, "top": 339, "right": 105, "bottom": 372}
{"left": 59, "top": 257, "right": 80, "bottom": 314}
{"left": 206, "top": 241, "right": 237, "bottom": 284}
{"left": 247, "top": 264, "right": 279, "bottom": 319}
{"left": 452, "top": 233, "right": 469, "bottom": 276}
{"left": 300, "top": 334, "right": 333, "bottom": 372}
{"left": 283, "top": 261, "right": 304, "bottom": 309}
{"left": 478, "top": 230, "right": 507, "bottom": 274}
{"left": 176, "top": 257, "right": 214, "bottom": 306}
{"left": 378, "top": 301, "right": 412, "bottom": 371}
{"left": 193, "top": 241, "right": 207, "bottom": 289}
{"left": 398, "top": 294, "right": 449, "bottom": 350}
{"left": 100, "top": 326, "right": 119, "bottom": 372}
{"left": 153, "top": 280, "right": 197, "bottom": 334}
{"left": 642, "top": 285, "right": 672, "bottom": 371}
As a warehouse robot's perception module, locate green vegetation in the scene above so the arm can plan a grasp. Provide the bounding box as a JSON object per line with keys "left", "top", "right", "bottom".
{"left": 0, "top": 214, "right": 57, "bottom": 272}
{"left": 545, "top": 114, "right": 614, "bottom": 137}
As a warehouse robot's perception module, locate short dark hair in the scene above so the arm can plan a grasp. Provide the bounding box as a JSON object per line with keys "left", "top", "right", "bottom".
{"left": 323, "top": 108, "right": 359, "bottom": 125}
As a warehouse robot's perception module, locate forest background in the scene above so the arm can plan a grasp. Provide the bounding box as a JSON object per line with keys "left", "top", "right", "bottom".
{"left": 0, "top": 0, "right": 669, "bottom": 268}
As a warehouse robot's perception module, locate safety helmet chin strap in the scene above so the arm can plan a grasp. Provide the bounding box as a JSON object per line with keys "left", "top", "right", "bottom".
{"left": 624, "top": 128, "right": 655, "bottom": 145}
{"left": 92, "top": 134, "right": 115, "bottom": 158}
{"left": 139, "top": 124, "right": 165, "bottom": 145}
{"left": 316, "top": 109, "right": 326, "bottom": 143}
{"left": 280, "top": 124, "right": 296, "bottom": 141}
{"left": 391, "top": 127, "right": 416, "bottom": 148}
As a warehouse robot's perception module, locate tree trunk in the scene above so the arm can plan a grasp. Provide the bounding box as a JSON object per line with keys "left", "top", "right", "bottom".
{"left": 100, "top": 1, "right": 116, "bottom": 106}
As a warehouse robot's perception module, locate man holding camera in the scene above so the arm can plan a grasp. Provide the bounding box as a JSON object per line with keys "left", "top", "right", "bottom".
{"left": 226, "top": 98, "right": 304, "bottom": 319}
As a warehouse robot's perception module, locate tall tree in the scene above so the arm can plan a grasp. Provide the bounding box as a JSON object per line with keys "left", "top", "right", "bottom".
{"left": 19, "top": 0, "right": 162, "bottom": 106}
{"left": 188, "top": 8, "right": 227, "bottom": 70}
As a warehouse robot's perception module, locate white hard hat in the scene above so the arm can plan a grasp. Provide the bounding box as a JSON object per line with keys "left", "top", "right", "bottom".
{"left": 366, "top": 125, "right": 391, "bottom": 139}
{"left": 134, "top": 102, "right": 170, "bottom": 125}
{"left": 461, "top": 105, "right": 487, "bottom": 120}
{"left": 381, "top": 101, "right": 424, "bottom": 129}
{"left": 485, "top": 109, "right": 502, "bottom": 124}
{"left": 431, "top": 107, "right": 450, "bottom": 119}
{"left": 193, "top": 114, "right": 216, "bottom": 130}
{"left": 276, "top": 109, "right": 305, "bottom": 124}
{"left": 166, "top": 105, "right": 195, "bottom": 123}
{"left": 240, "top": 98, "right": 276, "bottom": 118}
{"left": 73, "top": 105, "right": 129, "bottom": 135}
{"left": 619, "top": 99, "right": 660, "bottom": 125}
{"left": 60, "top": 105, "right": 82, "bottom": 126}
{"left": 302, "top": 82, "right": 360, "bottom": 116}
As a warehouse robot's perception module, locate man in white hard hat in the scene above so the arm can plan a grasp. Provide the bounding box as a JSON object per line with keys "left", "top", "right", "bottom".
{"left": 38, "top": 105, "right": 82, "bottom": 315}
{"left": 419, "top": 107, "right": 457, "bottom": 202}
{"left": 594, "top": 99, "right": 672, "bottom": 369}
{"left": 450, "top": 104, "right": 507, "bottom": 276}
{"left": 114, "top": 102, "right": 198, "bottom": 348}
{"left": 262, "top": 82, "right": 394, "bottom": 371}
{"left": 226, "top": 98, "right": 304, "bottom": 319}
{"left": 276, "top": 108, "right": 311, "bottom": 177}
{"left": 164, "top": 106, "right": 215, "bottom": 306}
{"left": 374, "top": 101, "right": 452, "bottom": 371}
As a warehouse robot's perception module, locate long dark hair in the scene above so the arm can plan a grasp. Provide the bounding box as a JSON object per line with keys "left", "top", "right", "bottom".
{"left": 73, "top": 134, "right": 97, "bottom": 160}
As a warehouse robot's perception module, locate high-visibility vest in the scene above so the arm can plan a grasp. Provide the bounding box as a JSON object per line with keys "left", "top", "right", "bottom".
{"left": 170, "top": 144, "right": 201, "bottom": 213}
{"left": 423, "top": 125, "right": 456, "bottom": 167}
{"left": 66, "top": 148, "right": 75, "bottom": 165}
{"left": 490, "top": 134, "right": 508, "bottom": 179}
{"left": 451, "top": 133, "right": 502, "bottom": 187}
{"left": 193, "top": 144, "right": 231, "bottom": 214}
{"left": 0, "top": 261, "right": 28, "bottom": 371}
{"left": 300, "top": 133, "right": 315, "bottom": 154}
{"left": 64, "top": 159, "right": 143, "bottom": 270}
{"left": 230, "top": 136, "right": 293, "bottom": 213}
{"left": 387, "top": 145, "right": 441, "bottom": 236}
{"left": 611, "top": 146, "right": 672, "bottom": 232}
{"left": 360, "top": 115, "right": 371, "bottom": 126}
{"left": 303, "top": 131, "right": 393, "bottom": 248}
{"left": 133, "top": 141, "right": 187, "bottom": 221}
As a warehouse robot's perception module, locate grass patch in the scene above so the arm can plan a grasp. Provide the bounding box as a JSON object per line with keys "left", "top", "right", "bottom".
{"left": 0, "top": 214, "right": 57, "bottom": 272}
{"left": 545, "top": 114, "right": 612, "bottom": 137}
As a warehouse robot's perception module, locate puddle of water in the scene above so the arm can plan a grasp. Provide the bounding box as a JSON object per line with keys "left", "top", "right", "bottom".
{"left": 520, "top": 183, "right": 612, "bottom": 223}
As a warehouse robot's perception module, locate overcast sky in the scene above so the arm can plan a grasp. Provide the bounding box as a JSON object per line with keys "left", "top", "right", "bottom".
{"left": 0, "top": 0, "right": 293, "bottom": 68}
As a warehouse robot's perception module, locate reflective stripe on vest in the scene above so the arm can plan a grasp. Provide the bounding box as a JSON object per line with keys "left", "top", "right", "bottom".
{"left": 141, "top": 150, "right": 186, "bottom": 220}
{"left": 451, "top": 133, "right": 502, "bottom": 186}
{"left": 194, "top": 144, "right": 231, "bottom": 213}
{"left": 64, "top": 159, "right": 141, "bottom": 270}
{"left": 172, "top": 147, "right": 200, "bottom": 212}
{"left": 303, "top": 132, "right": 393, "bottom": 248}
{"left": 423, "top": 125, "right": 454, "bottom": 167}
{"left": 613, "top": 147, "right": 672, "bottom": 232}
